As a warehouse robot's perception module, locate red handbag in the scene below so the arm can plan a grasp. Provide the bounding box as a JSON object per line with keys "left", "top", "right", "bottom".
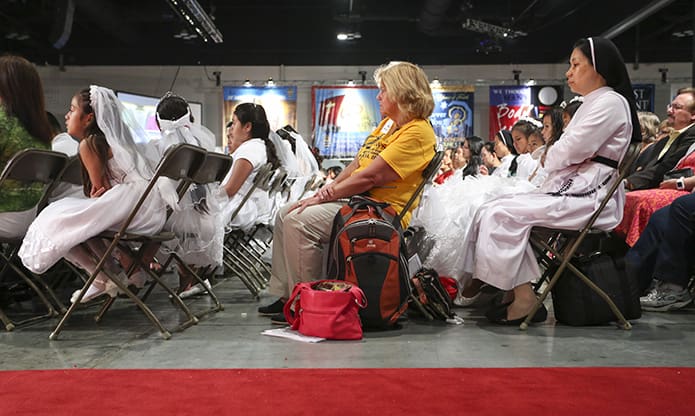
{"left": 283, "top": 280, "right": 367, "bottom": 340}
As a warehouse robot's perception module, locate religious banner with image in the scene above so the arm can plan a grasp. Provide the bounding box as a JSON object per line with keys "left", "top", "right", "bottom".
{"left": 312, "top": 86, "right": 381, "bottom": 159}
{"left": 430, "top": 86, "right": 475, "bottom": 149}
{"left": 223, "top": 86, "right": 297, "bottom": 148}
{"left": 632, "top": 84, "right": 655, "bottom": 112}
{"left": 489, "top": 85, "right": 563, "bottom": 140}
{"left": 489, "top": 85, "right": 535, "bottom": 140}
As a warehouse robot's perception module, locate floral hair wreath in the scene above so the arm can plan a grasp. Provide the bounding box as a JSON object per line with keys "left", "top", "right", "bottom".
{"left": 518, "top": 116, "right": 543, "bottom": 129}
{"left": 560, "top": 95, "right": 584, "bottom": 109}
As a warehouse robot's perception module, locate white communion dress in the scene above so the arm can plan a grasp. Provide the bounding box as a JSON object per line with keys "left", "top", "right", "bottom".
{"left": 19, "top": 85, "right": 174, "bottom": 275}
{"left": 411, "top": 174, "right": 536, "bottom": 283}
{"left": 20, "top": 158, "right": 168, "bottom": 274}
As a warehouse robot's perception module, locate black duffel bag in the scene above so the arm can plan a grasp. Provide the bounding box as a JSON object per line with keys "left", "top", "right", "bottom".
{"left": 551, "top": 253, "right": 641, "bottom": 326}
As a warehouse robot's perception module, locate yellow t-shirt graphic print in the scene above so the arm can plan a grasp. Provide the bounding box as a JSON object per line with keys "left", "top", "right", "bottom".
{"left": 354, "top": 117, "right": 436, "bottom": 228}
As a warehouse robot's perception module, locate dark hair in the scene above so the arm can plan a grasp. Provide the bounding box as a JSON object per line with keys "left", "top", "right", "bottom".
{"left": 483, "top": 141, "right": 496, "bottom": 155}
{"left": 460, "top": 136, "right": 484, "bottom": 179}
{"left": 46, "top": 111, "right": 63, "bottom": 136}
{"left": 511, "top": 119, "right": 540, "bottom": 139}
{"left": 233, "top": 103, "right": 280, "bottom": 170}
{"left": 327, "top": 166, "right": 343, "bottom": 177}
{"left": 75, "top": 88, "right": 110, "bottom": 196}
{"left": 156, "top": 93, "right": 192, "bottom": 122}
{"left": 563, "top": 100, "right": 583, "bottom": 118}
{"left": 0, "top": 55, "right": 52, "bottom": 144}
{"left": 543, "top": 107, "right": 565, "bottom": 143}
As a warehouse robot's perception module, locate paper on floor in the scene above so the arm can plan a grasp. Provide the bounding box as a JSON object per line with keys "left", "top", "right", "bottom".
{"left": 261, "top": 327, "right": 325, "bottom": 343}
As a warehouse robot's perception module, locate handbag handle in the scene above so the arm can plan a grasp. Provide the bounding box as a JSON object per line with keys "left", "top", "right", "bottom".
{"left": 283, "top": 281, "right": 312, "bottom": 327}
{"left": 347, "top": 285, "right": 368, "bottom": 309}
{"left": 283, "top": 281, "right": 368, "bottom": 327}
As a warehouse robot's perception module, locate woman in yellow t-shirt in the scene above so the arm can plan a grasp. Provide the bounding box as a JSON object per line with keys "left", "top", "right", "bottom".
{"left": 259, "top": 61, "right": 437, "bottom": 322}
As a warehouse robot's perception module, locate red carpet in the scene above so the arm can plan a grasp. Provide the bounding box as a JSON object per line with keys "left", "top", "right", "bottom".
{"left": 0, "top": 367, "right": 692, "bottom": 415}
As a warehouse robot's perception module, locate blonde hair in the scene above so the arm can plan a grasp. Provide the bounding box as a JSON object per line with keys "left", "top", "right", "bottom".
{"left": 637, "top": 111, "right": 660, "bottom": 143}
{"left": 374, "top": 61, "right": 434, "bottom": 119}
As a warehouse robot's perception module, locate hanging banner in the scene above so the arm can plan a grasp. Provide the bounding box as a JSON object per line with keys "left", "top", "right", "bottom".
{"left": 312, "top": 86, "right": 381, "bottom": 159}
{"left": 489, "top": 86, "right": 536, "bottom": 139}
{"left": 223, "top": 86, "right": 297, "bottom": 147}
{"left": 430, "top": 86, "right": 475, "bottom": 149}
{"left": 633, "top": 84, "right": 655, "bottom": 112}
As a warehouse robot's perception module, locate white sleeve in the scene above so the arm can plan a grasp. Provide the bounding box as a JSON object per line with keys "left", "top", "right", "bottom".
{"left": 544, "top": 92, "right": 629, "bottom": 173}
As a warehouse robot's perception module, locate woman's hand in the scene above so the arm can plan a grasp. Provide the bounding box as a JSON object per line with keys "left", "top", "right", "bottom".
{"left": 659, "top": 179, "right": 678, "bottom": 189}
{"left": 290, "top": 194, "right": 322, "bottom": 214}
{"left": 90, "top": 186, "right": 106, "bottom": 198}
{"left": 479, "top": 165, "right": 489, "bottom": 176}
{"left": 316, "top": 182, "right": 336, "bottom": 201}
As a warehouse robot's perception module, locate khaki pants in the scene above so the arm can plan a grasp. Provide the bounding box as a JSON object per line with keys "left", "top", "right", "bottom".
{"left": 268, "top": 201, "right": 344, "bottom": 298}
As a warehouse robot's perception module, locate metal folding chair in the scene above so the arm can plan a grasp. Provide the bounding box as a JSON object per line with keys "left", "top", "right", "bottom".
{"left": 0, "top": 149, "right": 69, "bottom": 330}
{"left": 151, "top": 150, "right": 233, "bottom": 319}
{"left": 401, "top": 150, "right": 445, "bottom": 258}
{"left": 49, "top": 143, "right": 207, "bottom": 340}
{"left": 522, "top": 143, "right": 642, "bottom": 330}
{"left": 222, "top": 163, "right": 275, "bottom": 298}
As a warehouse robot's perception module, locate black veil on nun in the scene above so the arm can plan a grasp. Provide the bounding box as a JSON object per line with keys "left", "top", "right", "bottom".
{"left": 497, "top": 129, "right": 517, "bottom": 155}
{"left": 575, "top": 36, "right": 641, "bottom": 143}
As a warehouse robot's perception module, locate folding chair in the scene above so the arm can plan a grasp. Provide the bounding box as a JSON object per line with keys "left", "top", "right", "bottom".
{"left": 401, "top": 150, "right": 445, "bottom": 259}
{"left": 222, "top": 163, "right": 275, "bottom": 298}
{"left": 150, "top": 150, "right": 233, "bottom": 319}
{"left": 0, "top": 149, "right": 69, "bottom": 330}
{"left": 49, "top": 143, "right": 207, "bottom": 340}
{"left": 522, "top": 143, "right": 642, "bottom": 330}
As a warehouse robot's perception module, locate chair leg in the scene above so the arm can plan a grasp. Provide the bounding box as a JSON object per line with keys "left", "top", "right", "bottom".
{"left": 523, "top": 236, "right": 632, "bottom": 331}
{"left": 0, "top": 306, "right": 16, "bottom": 331}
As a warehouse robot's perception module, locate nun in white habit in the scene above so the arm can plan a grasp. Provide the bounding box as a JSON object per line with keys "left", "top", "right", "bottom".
{"left": 461, "top": 36, "right": 640, "bottom": 325}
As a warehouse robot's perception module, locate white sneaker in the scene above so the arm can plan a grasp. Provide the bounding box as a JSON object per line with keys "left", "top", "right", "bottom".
{"left": 179, "top": 279, "right": 212, "bottom": 299}
{"left": 640, "top": 282, "right": 693, "bottom": 312}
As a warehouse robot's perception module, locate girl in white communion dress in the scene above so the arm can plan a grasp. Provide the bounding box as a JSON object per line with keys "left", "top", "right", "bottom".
{"left": 19, "top": 86, "right": 177, "bottom": 303}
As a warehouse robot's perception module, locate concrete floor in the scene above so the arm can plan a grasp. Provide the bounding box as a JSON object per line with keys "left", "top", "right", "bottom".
{"left": 1, "top": 274, "right": 694, "bottom": 371}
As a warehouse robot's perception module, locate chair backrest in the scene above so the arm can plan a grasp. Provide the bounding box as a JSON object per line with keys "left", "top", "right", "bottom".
{"left": 0, "top": 148, "right": 68, "bottom": 184}
{"left": 0, "top": 148, "right": 69, "bottom": 213}
{"left": 618, "top": 142, "right": 641, "bottom": 176}
{"left": 226, "top": 162, "right": 274, "bottom": 225}
{"left": 394, "top": 150, "right": 444, "bottom": 226}
{"left": 254, "top": 163, "right": 276, "bottom": 192}
{"left": 193, "top": 151, "right": 233, "bottom": 185}
{"left": 116, "top": 143, "right": 207, "bottom": 236}
{"left": 268, "top": 168, "right": 288, "bottom": 196}
{"left": 59, "top": 156, "right": 84, "bottom": 186}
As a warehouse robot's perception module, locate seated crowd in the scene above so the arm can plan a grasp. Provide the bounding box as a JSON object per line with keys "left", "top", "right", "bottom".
{"left": 1, "top": 35, "right": 694, "bottom": 334}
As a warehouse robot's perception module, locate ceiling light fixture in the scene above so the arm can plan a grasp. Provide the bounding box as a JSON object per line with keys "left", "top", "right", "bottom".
{"left": 462, "top": 18, "right": 526, "bottom": 40}
{"left": 266, "top": 77, "right": 275, "bottom": 87}
{"left": 243, "top": 79, "right": 252, "bottom": 87}
{"left": 337, "top": 32, "right": 362, "bottom": 41}
{"left": 166, "top": 0, "right": 223, "bottom": 43}
{"left": 347, "top": 80, "right": 355, "bottom": 86}
{"left": 430, "top": 78, "right": 441, "bottom": 88}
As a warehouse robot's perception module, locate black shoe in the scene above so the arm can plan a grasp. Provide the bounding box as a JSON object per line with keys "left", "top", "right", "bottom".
{"left": 270, "top": 312, "right": 288, "bottom": 325}
{"left": 486, "top": 302, "right": 548, "bottom": 326}
{"left": 258, "top": 298, "right": 285, "bottom": 316}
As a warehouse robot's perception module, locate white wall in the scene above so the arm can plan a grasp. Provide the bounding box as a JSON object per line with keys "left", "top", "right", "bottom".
{"left": 38, "top": 62, "right": 693, "bottom": 146}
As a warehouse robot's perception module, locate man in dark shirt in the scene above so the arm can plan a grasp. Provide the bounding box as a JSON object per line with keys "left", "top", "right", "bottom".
{"left": 625, "top": 88, "right": 695, "bottom": 190}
